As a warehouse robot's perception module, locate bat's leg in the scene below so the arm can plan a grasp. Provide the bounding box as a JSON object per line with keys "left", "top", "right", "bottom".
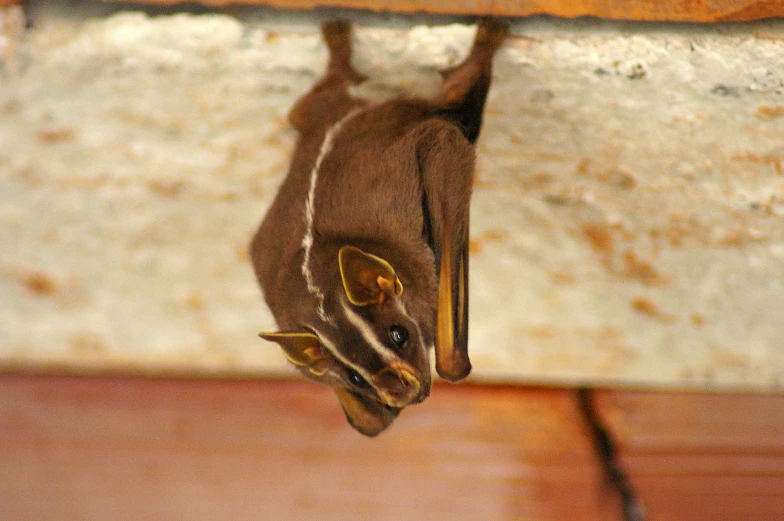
{"left": 322, "top": 20, "right": 367, "bottom": 84}
{"left": 288, "top": 20, "right": 367, "bottom": 132}
{"left": 413, "top": 120, "right": 475, "bottom": 382}
{"left": 433, "top": 17, "right": 508, "bottom": 144}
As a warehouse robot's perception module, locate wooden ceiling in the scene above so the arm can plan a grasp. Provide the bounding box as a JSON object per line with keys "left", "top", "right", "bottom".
{"left": 93, "top": 0, "right": 784, "bottom": 22}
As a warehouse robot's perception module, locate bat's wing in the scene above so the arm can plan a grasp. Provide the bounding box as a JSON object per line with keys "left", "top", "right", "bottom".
{"left": 416, "top": 121, "right": 475, "bottom": 382}
{"left": 423, "top": 18, "right": 506, "bottom": 381}
{"left": 435, "top": 211, "right": 471, "bottom": 382}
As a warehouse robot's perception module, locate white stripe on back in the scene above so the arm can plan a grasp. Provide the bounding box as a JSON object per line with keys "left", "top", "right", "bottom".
{"left": 301, "top": 109, "right": 361, "bottom": 322}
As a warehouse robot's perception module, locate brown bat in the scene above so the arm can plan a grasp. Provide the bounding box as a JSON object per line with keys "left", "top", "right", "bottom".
{"left": 251, "top": 18, "right": 507, "bottom": 436}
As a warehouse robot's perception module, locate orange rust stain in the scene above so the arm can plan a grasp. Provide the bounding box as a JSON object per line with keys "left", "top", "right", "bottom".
{"left": 718, "top": 230, "right": 745, "bottom": 247}
{"left": 236, "top": 244, "right": 251, "bottom": 262}
{"left": 549, "top": 271, "right": 574, "bottom": 285}
{"left": 576, "top": 158, "right": 591, "bottom": 176}
{"left": 577, "top": 159, "right": 636, "bottom": 189}
{"left": 583, "top": 225, "right": 614, "bottom": 256}
{"left": 732, "top": 152, "right": 783, "bottom": 174}
{"left": 691, "top": 314, "right": 707, "bottom": 327}
{"left": 707, "top": 345, "right": 750, "bottom": 373}
{"left": 469, "top": 228, "right": 509, "bottom": 254}
{"left": 658, "top": 212, "right": 765, "bottom": 249}
{"left": 526, "top": 325, "right": 558, "bottom": 341}
{"left": 622, "top": 251, "right": 667, "bottom": 286}
{"left": 631, "top": 297, "right": 674, "bottom": 323}
{"left": 149, "top": 179, "right": 184, "bottom": 196}
{"left": 22, "top": 271, "right": 57, "bottom": 296}
{"left": 0, "top": 100, "right": 20, "bottom": 117}
{"left": 146, "top": 179, "right": 185, "bottom": 197}
{"left": 517, "top": 172, "right": 553, "bottom": 190}
{"left": 716, "top": 228, "right": 766, "bottom": 247}
{"left": 36, "top": 128, "right": 75, "bottom": 143}
{"left": 659, "top": 213, "right": 708, "bottom": 247}
{"left": 756, "top": 105, "right": 784, "bottom": 120}
{"left": 664, "top": 219, "right": 690, "bottom": 247}
{"left": 184, "top": 292, "right": 206, "bottom": 311}
{"left": 602, "top": 168, "right": 636, "bottom": 189}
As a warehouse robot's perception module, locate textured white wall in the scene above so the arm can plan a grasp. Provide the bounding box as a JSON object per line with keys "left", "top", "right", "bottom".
{"left": 1, "top": 10, "right": 783, "bottom": 389}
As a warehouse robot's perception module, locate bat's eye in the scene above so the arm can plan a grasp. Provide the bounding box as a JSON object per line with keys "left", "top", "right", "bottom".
{"left": 388, "top": 326, "right": 409, "bottom": 348}
{"left": 346, "top": 368, "right": 369, "bottom": 389}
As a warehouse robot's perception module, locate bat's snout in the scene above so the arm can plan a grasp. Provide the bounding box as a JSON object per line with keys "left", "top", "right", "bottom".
{"left": 372, "top": 363, "right": 428, "bottom": 408}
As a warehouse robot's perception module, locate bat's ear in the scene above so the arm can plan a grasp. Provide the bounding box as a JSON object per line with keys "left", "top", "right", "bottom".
{"left": 259, "top": 331, "right": 332, "bottom": 376}
{"left": 338, "top": 246, "right": 403, "bottom": 306}
{"left": 333, "top": 387, "right": 400, "bottom": 437}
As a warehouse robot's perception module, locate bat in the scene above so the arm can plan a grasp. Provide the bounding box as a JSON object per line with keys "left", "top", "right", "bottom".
{"left": 250, "top": 18, "right": 507, "bottom": 436}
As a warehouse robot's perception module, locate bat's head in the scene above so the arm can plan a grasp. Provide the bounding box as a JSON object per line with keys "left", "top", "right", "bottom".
{"left": 261, "top": 245, "right": 433, "bottom": 436}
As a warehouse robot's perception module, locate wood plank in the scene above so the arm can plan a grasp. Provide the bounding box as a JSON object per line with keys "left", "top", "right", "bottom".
{"left": 100, "top": 0, "right": 784, "bottom": 22}
{"left": 2, "top": 375, "right": 784, "bottom": 520}
{"left": 595, "top": 391, "right": 784, "bottom": 521}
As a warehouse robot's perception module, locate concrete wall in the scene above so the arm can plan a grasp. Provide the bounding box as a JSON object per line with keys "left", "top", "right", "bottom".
{"left": 2, "top": 3, "right": 784, "bottom": 390}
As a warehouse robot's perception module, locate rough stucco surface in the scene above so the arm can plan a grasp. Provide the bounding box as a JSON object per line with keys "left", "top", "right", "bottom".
{"left": 1, "top": 11, "right": 783, "bottom": 389}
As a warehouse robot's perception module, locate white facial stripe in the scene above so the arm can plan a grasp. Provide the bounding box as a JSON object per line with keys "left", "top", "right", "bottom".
{"left": 393, "top": 299, "right": 410, "bottom": 319}
{"left": 340, "top": 299, "right": 399, "bottom": 365}
{"left": 301, "top": 108, "right": 362, "bottom": 322}
{"left": 310, "top": 324, "right": 376, "bottom": 386}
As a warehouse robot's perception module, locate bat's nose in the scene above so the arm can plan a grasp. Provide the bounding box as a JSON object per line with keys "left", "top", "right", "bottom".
{"left": 372, "top": 364, "right": 423, "bottom": 408}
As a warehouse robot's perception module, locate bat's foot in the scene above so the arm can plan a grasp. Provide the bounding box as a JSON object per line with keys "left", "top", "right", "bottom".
{"left": 432, "top": 18, "right": 507, "bottom": 143}
{"left": 474, "top": 17, "right": 509, "bottom": 53}
{"left": 438, "top": 18, "right": 507, "bottom": 80}
{"left": 288, "top": 20, "right": 368, "bottom": 130}
{"left": 322, "top": 19, "right": 367, "bottom": 85}
{"left": 322, "top": 19, "right": 351, "bottom": 56}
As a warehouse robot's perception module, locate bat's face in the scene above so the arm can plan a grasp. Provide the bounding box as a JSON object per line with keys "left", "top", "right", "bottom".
{"left": 261, "top": 246, "right": 433, "bottom": 436}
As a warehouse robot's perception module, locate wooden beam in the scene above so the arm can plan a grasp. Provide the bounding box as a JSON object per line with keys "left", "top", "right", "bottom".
{"left": 2, "top": 375, "right": 784, "bottom": 520}
{"left": 100, "top": 0, "right": 784, "bottom": 22}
